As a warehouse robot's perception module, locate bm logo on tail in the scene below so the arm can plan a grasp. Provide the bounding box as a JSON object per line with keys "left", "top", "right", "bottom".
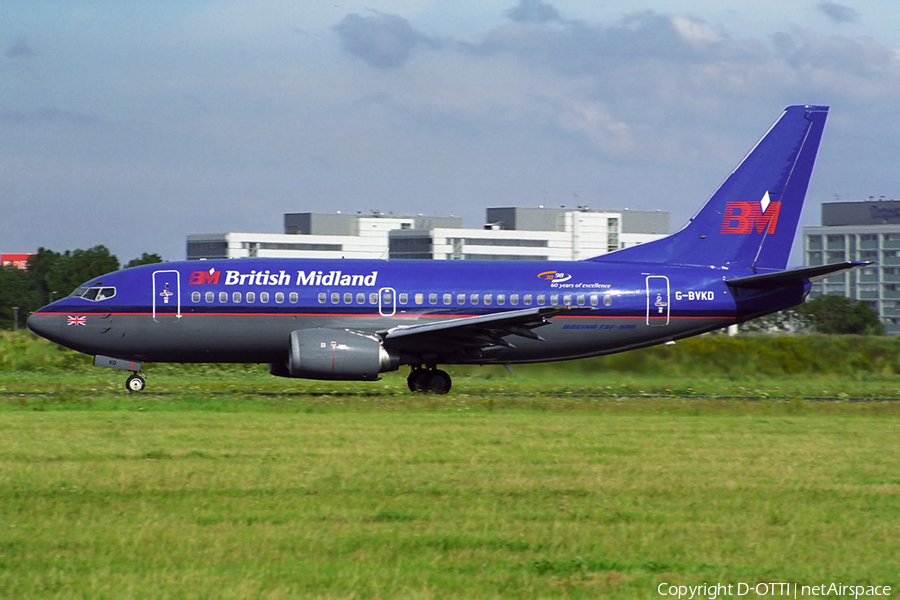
{"left": 720, "top": 192, "right": 781, "bottom": 234}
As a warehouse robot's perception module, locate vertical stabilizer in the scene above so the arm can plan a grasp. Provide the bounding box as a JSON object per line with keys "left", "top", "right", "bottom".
{"left": 589, "top": 105, "right": 828, "bottom": 271}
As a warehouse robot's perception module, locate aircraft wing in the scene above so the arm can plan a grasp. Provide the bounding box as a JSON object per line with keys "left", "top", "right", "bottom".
{"left": 380, "top": 306, "right": 581, "bottom": 354}
{"left": 725, "top": 261, "right": 871, "bottom": 290}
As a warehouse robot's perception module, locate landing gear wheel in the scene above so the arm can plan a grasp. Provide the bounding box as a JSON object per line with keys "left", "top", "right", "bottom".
{"left": 126, "top": 373, "right": 145, "bottom": 392}
{"left": 425, "top": 369, "right": 452, "bottom": 394}
{"left": 407, "top": 368, "right": 429, "bottom": 392}
{"left": 407, "top": 368, "right": 452, "bottom": 394}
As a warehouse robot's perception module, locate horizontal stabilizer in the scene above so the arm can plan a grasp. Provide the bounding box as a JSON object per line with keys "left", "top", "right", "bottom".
{"left": 725, "top": 262, "right": 871, "bottom": 290}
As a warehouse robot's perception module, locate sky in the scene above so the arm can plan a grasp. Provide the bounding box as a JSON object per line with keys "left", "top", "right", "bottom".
{"left": 2, "top": 0, "right": 899, "bottom": 264}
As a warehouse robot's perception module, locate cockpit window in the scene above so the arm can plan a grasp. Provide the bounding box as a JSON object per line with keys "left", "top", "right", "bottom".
{"left": 69, "top": 286, "right": 117, "bottom": 302}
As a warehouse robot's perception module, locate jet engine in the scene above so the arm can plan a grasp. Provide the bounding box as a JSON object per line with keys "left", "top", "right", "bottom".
{"left": 269, "top": 328, "right": 399, "bottom": 381}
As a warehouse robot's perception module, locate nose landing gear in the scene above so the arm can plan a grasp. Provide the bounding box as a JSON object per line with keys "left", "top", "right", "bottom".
{"left": 126, "top": 372, "right": 146, "bottom": 392}
{"left": 407, "top": 366, "right": 452, "bottom": 394}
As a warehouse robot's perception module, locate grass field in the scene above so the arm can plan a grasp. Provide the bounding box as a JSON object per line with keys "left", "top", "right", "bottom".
{"left": 1, "top": 333, "right": 899, "bottom": 598}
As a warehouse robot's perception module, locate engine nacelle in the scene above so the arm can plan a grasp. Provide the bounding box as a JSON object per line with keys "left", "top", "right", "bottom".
{"left": 274, "top": 328, "right": 399, "bottom": 381}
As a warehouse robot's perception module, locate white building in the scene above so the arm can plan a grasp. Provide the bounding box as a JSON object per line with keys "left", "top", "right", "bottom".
{"left": 187, "top": 207, "right": 669, "bottom": 262}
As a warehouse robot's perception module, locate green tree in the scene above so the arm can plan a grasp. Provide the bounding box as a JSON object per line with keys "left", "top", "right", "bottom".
{"left": 794, "top": 294, "right": 884, "bottom": 335}
{"left": 125, "top": 253, "right": 164, "bottom": 268}
{"left": 0, "top": 267, "right": 39, "bottom": 330}
{"left": 0, "top": 246, "right": 128, "bottom": 330}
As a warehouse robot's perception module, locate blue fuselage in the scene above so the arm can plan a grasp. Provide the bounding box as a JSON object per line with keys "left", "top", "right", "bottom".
{"left": 27, "top": 258, "right": 808, "bottom": 365}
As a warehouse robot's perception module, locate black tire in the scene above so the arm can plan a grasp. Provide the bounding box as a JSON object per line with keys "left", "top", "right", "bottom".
{"left": 126, "top": 374, "right": 145, "bottom": 392}
{"left": 425, "top": 370, "right": 452, "bottom": 394}
{"left": 407, "top": 368, "right": 428, "bottom": 392}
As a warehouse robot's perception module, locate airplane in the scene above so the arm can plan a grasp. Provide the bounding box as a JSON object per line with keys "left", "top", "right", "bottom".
{"left": 27, "top": 105, "right": 867, "bottom": 394}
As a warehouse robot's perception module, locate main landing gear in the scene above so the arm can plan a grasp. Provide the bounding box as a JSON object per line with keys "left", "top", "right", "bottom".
{"left": 407, "top": 366, "right": 452, "bottom": 394}
{"left": 126, "top": 372, "right": 146, "bottom": 392}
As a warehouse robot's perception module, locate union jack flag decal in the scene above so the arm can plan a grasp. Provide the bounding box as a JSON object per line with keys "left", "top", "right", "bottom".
{"left": 67, "top": 315, "right": 86, "bottom": 326}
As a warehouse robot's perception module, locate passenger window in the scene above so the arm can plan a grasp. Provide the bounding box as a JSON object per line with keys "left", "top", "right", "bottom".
{"left": 219, "top": 291, "right": 228, "bottom": 303}
{"left": 590, "top": 294, "right": 599, "bottom": 306}
{"left": 510, "top": 293, "right": 519, "bottom": 306}
{"left": 484, "top": 293, "right": 492, "bottom": 305}
{"left": 524, "top": 294, "right": 532, "bottom": 306}
{"left": 331, "top": 292, "right": 340, "bottom": 304}
{"left": 563, "top": 294, "right": 571, "bottom": 306}
{"left": 551, "top": 294, "right": 559, "bottom": 306}
{"left": 457, "top": 293, "right": 466, "bottom": 305}
{"left": 260, "top": 292, "right": 269, "bottom": 303}
{"left": 443, "top": 293, "right": 452, "bottom": 305}
{"left": 399, "top": 293, "right": 408, "bottom": 305}
{"left": 470, "top": 293, "right": 479, "bottom": 304}
{"left": 344, "top": 292, "right": 352, "bottom": 304}
{"left": 370, "top": 292, "right": 378, "bottom": 304}
{"left": 537, "top": 294, "right": 545, "bottom": 306}
{"left": 604, "top": 294, "right": 612, "bottom": 306}
{"left": 206, "top": 291, "right": 214, "bottom": 303}
{"left": 233, "top": 292, "right": 242, "bottom": 303}
{"left": 497, "top": 294, "right": 505, "bottom": 305}
{"left": 191, "top": 291, "right": 200, "bottom": 303}
{"left": 577, "top": 294, "right": 585, "bottom": 306}
{"left": 246, "top": 292, "right": 256, "bottom": 303}
{"left": 289, "top": 292, "right": 298, "bottom": 303}
{"left": 357, "top": 292, "right": 366, "bottom": 304}
{"left": 318, "top": 292, "right": 326, "bottom": 304}
{"left": 415, "top": 293, "right": 424, "bottom": 305}
{"left": 276, "top": 292, "right": 284, "bottom": 304}
{"left": 429, "top": 293, "right": 437, "bottom": 305}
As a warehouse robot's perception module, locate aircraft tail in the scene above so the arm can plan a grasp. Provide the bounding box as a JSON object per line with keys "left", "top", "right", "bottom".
{"left": 588, "top": 105, "right": 828, "bottom": 271}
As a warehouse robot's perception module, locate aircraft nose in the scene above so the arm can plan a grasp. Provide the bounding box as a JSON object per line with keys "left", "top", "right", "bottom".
{"left": 27, "top": 311, "right": 60, "bottom": 342}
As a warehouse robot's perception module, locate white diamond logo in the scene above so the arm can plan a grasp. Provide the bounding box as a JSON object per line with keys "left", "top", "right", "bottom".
{"left": 760, "top": 191, "right": 772, "bottom": 213}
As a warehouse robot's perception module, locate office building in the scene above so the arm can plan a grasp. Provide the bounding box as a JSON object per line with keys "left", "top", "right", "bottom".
{"left": 804, "top": 199, "right": 900, "bottom": 334}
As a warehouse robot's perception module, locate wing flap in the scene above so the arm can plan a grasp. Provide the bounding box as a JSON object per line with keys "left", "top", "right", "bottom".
{"left": 381, "top": 306, "right": 577, "bottom": 342}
